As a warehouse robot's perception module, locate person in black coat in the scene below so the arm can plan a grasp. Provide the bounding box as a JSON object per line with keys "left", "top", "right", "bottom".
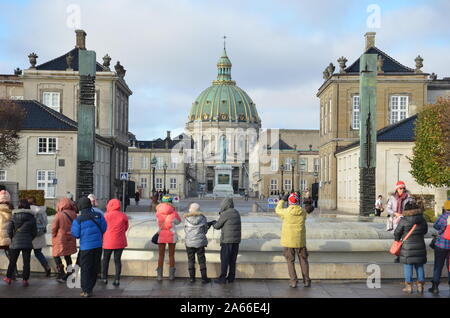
{"left": 3, "top": 200, "right": 37, "bottom": 286}
{"left": 394, "top": 201, "right": 428, "bottom": 293}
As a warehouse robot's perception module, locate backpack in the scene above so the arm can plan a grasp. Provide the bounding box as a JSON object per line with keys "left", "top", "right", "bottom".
{"left": 35, "top": 212, "right": 47, "bottom": 236}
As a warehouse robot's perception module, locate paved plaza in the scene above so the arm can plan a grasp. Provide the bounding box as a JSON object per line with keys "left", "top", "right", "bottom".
{"left": 0, "top": 273, "right": 449, "bottom": 298}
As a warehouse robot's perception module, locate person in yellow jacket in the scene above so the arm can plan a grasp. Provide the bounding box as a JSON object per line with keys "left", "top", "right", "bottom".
{"left": 276, "top": 193, "right": 311, "bottom": 288}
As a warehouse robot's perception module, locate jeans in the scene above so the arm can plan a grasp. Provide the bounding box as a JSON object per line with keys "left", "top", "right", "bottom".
{"left": 79, "top": 247, "right": 102, "bottom": 293}
{"left": 102, "top": 249, "right": 124, "bottom": 281}
{"left": 7, "top": 249, "right": 32, "bottom": 281}
{"left": 33, "top": 249, "right": 49, "bottom": 268}
{"left": 403, "top": 264, "right": 425, "bottom": 283}
{"left": 54, "top": 255, "right": 73, "bottom": 268}
{"left": 432, "top": 247, "right": 450, "bottom": 284}
{"left": 218, "top": 243, "right": 239, "bottom": 282}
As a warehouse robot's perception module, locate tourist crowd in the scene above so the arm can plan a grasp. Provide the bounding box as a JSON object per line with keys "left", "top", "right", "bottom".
{"left": 0, "top": 180, "right": 449, "bottom": 297}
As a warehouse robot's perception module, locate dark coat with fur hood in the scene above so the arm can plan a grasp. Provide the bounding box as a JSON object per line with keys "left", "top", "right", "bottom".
{"left": 394, "top": 208, "right": 428, "bottom": 265}
{"left": 184, "top": 211, "right": 210, "bottom": 248}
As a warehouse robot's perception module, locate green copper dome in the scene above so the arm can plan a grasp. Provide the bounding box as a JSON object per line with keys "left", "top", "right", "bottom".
{"left": 188, "top": 48, "right": 260, "bottom": 124}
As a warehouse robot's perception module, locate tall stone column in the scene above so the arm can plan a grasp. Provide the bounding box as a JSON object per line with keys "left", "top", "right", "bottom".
{"left": 77, "top": 50, "right": 97, "bottom": 199}
{"left": 359, "top": 53, "right": 377, "bottom": 216}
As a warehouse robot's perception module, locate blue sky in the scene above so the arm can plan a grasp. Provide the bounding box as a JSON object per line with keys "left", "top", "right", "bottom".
{"left": 1, "top": 0, "right": 449, "bottom": 139}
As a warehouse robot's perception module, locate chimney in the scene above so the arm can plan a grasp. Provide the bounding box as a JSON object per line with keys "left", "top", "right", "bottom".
{"left": 364, "top": 32, "right": 376, "bottom": 51}
{"left": 75, "top": 30, "right": 87, "bottom": 50}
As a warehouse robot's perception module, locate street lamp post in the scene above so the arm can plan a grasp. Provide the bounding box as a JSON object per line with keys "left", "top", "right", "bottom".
{"left": 280, "top": 164, "right": 285, "bottom": 196}
{"left": 151, "top": 156, "right": 157, "bottom": 197}
{"left": 53, "top": 149, "right": 59, "bottom": 209}
{"left": 163, "top": 163, "right": 168, "bottom": 195}
{"left": 394, "top": 153, "right": 403, "bottom": 181}
{"left": 291, "top": 159, "right": 296, "bottom": 193}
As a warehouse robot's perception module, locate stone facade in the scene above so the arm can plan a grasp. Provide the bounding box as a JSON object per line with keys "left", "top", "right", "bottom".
{"left": 317, "top": 33, "right": 430, "bottom": 210}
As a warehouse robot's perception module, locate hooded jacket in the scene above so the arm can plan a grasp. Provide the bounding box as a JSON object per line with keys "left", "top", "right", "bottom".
{"left": 213, "top": 198, "right": 241, "bottom": 244}
{"left": 386, "top": 190, "right": 415, "bottom": 217}
{"left": 0, "top": 203, "right": 12, "bottom": 247}
{"left": 71, "top": 207, "right": 107, "bottom": 251}
{"left": 30, "top": 205, "right": 48, "bottom": 249}
{"left": 103, "top": 199, "right": 129, "bottom": 250}
{"left": 156, "top": 203, "right": 181, "bottom": 244}
{"left": 275, "top": 200, "right": 307, "bottom": 248}
{"left": 184, "top": 211, "right": 210, "bottom": 248}
{"left": 7, "top": 209, "right": 37, "bottom": 249}
{"left": 52, "top": 198, "right": 78, "bottom": 257}
{"left": 394, "top": 207, "right": 428, "bottom": 265}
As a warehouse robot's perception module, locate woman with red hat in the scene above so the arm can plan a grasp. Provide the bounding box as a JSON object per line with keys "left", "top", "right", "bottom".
{"left": 275, "top": 192, "right": 310, "bottom": 288}
{"left": 386, "top": 181, "right": 415, "bottom": 262}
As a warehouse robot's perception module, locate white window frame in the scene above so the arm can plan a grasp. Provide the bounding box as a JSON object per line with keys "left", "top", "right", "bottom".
{"left": 170, "top": 178, "right": 177, "bottom": 189}
{"left": 270, "top": 179, "right": 278, "bottom": 191}
{"left": 170, "top": 157, "right": 178, "bottom": 170}
{"left": 284, "top": 158, "right": 292, "bottom": 171}
{"left": 300, "top": 158, "right": 307, "bottom": 172}
{"left": 271, "top": 157, "right": 279, "bottom": 172}
{"left": 301, "top": 179, "right": 307, "bottom": 191}
{"left": 10, "top": 96, "right": 24, "bottom": 100}
{"left": 140, "top": 177, "right": 148, "bottom": 189}
{"left": 37, "top": 170, "right": 56, "bottom": 199}
{"left": 0, "top": 170, "right": 6, "bottom": 181}
{"left": 43, "top": 92, "right": 61, "bottom": 112}
{"left": 37, "top": 137, "right": 58, "bottom": 154}
{"left": 141, "top": 157, "right": 149, "bottom": 170}
{"left": 390, "top": 95, "right": 409, "bottom": 124}
{"left": 156, "top": 178, "right": 163, "bottom": 190}
{"left": 284, "top": 179, "right": 291, "bottom": 191}
{"left": 128, "top": 156, "right": 133, "bottom": 170}
{"left": 156, "top": 157, "right": 164, "bottom": 170}
{"left": 352, "top": 95, "right": 360, "bottom": 130}
{"left": 329, "top": 99, "right": 332, "bottom": 132}
{"left": 314, "top": 158, "right": 320, "bottom": 173}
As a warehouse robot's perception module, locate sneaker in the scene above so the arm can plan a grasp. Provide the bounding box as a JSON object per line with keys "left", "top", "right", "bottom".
{"left": 101, "top": 279, "right": 108, "bottom": 284}
{"left": 214, "top": 278, "right": 227, "bottom": 284}
{"left": 113, "top": 280, "right": 120, "bottom": 286}
{"left": 304, "top": 280, "right": 311, "bottom": 288}
{"left": 3, "top": 277, "right": 12, "bottom": 285}
{"left": 201, "top": 278, "right": 211, "bottom": 284}
{"left": 189, "top": 277, "right": 195, "bottom": 283}
{"left": 22, "top": 280, "right": 29, "bottom": 287}
{"left": 289, "top": 281, "right": 297, "bottom": 288}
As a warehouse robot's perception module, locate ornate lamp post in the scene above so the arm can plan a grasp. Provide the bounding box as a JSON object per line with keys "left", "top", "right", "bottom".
{"left": 291, "top": 159, "right": 296, "bottom": 193}
{"left": 280, "top": 164, "right": 285, "bottom": 196}
{"left": 151, "top": 156, "right": 157, "bottom": 197}
{"left": 163, "top": 162, "right": 168, "bottom": 195}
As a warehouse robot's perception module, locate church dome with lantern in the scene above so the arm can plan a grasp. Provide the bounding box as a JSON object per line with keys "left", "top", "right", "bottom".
{"left": 187, "top": 46, "right": 261, "bottom": 126}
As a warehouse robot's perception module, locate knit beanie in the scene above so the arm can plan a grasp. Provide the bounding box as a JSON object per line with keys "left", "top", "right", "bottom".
{"left": 444, "top": 200, "right": 450, "bottom": 211}
{"left": 0, "top": 190, "right": 11, "bottom": 204}
{"left": 189, "top": 203, "right": 201, "bottom": 213}
{"left": 395, "top": 181, "right": 406, "bottom": 190}
{"left": 162, "top": 195, "right": 173, "bottom": 203}
{"left": 288, "top": 193, "right": 300, "bottom": 206}
{"left": 77, "top": 197, "right": 92, "bottom": 211}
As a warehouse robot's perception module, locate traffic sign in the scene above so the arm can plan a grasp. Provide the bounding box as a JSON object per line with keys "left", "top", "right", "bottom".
{"left": 120, "top": 172, "right": 129, "bottom": 181}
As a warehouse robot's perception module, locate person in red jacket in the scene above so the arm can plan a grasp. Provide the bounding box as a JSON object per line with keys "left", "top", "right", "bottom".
{"left": 155, "top": 195, "right": 181, "bottom": 281}
{"left": 101, "top": 199, "right": 129, "bottom": 286}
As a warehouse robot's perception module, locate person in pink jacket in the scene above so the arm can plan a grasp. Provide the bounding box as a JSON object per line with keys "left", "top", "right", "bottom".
{"left": 155, "top": 195, "right": 181, "bottom": 281}
{"left": 101, "top": 199, "right": 129, "bottom": 286}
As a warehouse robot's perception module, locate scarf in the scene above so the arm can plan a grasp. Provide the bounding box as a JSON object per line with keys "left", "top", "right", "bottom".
{"left": 395, "top": 191, "right": 408, "bottom": 214}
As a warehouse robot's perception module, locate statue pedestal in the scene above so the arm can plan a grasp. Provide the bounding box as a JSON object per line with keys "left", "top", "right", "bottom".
{"left": 213, "top": 164, "right": 234, "bottom": 197}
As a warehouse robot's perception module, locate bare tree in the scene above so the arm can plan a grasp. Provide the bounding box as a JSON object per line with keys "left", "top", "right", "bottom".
{"left": 0, "top": 100, "right": 25, "bottom": 169}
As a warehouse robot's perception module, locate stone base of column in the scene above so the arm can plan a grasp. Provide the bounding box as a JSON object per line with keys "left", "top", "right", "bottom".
{"left": 77, "top": 160, "right": 94, "bottom": 199}
{"left": 359, "top": 167, "right": 376, "bottom": 216}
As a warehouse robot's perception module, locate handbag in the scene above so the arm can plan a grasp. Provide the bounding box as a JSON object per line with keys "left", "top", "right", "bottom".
{"left": 389, "top": 224, "right": 417, "bottom": 256}
{"left": 429, "top": 235, "right": 437, "bottom": 249}
{"left": 443, "top": 224, "right": 450, "bottom": 240}
{"left": 152, "top": 218, "right": 166, "bottom": 245}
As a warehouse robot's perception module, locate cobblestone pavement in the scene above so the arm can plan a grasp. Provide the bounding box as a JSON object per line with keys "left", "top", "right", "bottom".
{"left": 1, "top": 274, "right": 449, "bottom": 298}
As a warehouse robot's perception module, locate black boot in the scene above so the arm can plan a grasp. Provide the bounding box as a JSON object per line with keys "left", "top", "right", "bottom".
{"left": 189, "top": 268, "right": 196, "bottom": 283}
{"left": 56, "top": 264, "right": 66, "bottom": 283}
{"left": 200, "top": 268, "right": 211, "bottom": 284}
{"left": 428, "top": 281, "right": 439, "bottom": 294}
{"left": 43, "top": 263, "right": 51, "bottom": 277}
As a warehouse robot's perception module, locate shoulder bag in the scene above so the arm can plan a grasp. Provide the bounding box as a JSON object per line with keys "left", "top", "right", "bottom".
{"left": 389, "top": 224, "right": 417, "bottom": 256}
{"left": 152, "top": 218, "right": 166, "bottom": 245}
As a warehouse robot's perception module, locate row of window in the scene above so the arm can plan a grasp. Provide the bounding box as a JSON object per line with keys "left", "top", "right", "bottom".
{"left": 129, "top": 156, "right": 179, "bottom": 170}
{"left": 269, "top": 179, "right": 308, "bottom": 191}
{"left": 321, "top": 95, "right": 410, "bottom": 134}
{"left": 139, "top": 177, "right": 177, "bottom": 190}
{"left": 269, "top": 158, "right": 320, "bottom": 173}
